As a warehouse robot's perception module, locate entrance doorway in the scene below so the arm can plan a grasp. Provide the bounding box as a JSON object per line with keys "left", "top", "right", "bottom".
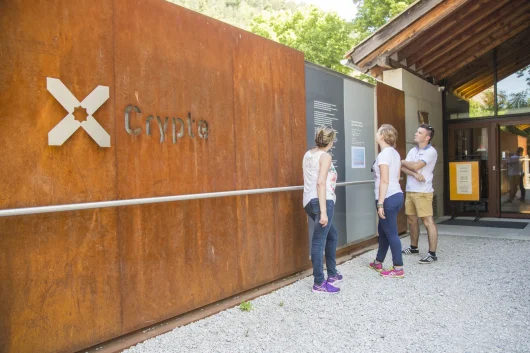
{"left": 447, "top": 116, "right": 530, "bottom": 218}
{"left": 499, "top": 121, "right": 530, "bottom": 215}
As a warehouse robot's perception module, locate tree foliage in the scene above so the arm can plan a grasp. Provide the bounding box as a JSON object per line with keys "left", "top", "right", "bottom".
{"left": 351, "top": 0, "right": 416, "bottom": 38}
{"left": 250, "top": 7, "right": 356, "bottom": 74}
{"left": 166, "top": 0, "right": 419, "bottom": 81}
{"left": 516, "top": 64, "right": 530, "bottom": 87}
{"left": 166, "top": 0, "right": 302, "bottom": 29}
{"left": 469, "top": 87, "right": 530, "bottom": 117}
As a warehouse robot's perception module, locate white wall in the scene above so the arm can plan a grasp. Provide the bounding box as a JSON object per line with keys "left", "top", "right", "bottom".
{"left": 383, "top": 69, "right": 444, "bottom": 217}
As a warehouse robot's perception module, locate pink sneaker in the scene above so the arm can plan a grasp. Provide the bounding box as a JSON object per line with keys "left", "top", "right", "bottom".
{"left": 369, "top": 261, "right": 383, "bottom": 272}
{"left": 380, "top": 267, "right": 404, "bottom": 278}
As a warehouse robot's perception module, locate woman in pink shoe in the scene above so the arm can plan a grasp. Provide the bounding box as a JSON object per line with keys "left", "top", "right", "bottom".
{"left": 369, "top": 124, "right": 405, "bottom": 278}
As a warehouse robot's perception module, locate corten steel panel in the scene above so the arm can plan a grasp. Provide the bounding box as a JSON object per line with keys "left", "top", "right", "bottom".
{"left": 113, "top": 0, "right": 308, "bottom": 334}
{"left": 376, "top": 83, "right": 407, "bottom": 233}
{"left": 0, "top": 0, "right": 308, "bottom": 351}
{"left": 0, "top": 1, "right": 121, "bottom": 353}
{"left": 0, "top": 210, "right": 121, "bottom": 353}
{"left": 232, "top": 31, "right": 309, "bottom": 287}
{"left": 0, "top": 0, "right": 116, "bottom": 208}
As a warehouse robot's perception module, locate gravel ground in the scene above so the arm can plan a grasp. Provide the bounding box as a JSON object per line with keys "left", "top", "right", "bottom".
{"left": 124, "top": 235, "right": 530, "bottom": 353}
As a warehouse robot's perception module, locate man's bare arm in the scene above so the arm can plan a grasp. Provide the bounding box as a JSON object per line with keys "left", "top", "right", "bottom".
{"left": 402, "top": 166, "right": 425, "bottom": 182}
{"left": 401, "top": 160, "right": 426, "bottom": 172}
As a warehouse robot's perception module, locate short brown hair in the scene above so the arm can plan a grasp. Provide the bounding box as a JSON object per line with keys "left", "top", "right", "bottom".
{"left": 378, "top": 124, "right": 398, "bottom": 147}
{"left": 420, "top": 124, "right": 434, "bottom": 141}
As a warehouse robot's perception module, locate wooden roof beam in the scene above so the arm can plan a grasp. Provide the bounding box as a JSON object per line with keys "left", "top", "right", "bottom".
{"left": 449, "top": 32, "right": 530, "bottom": 89}
{"left": 462, "top": 79, "right": 495, "bottom": 99}
{"left": 413, "top": 0, "right": 529, "bottom": 71}
{"left": 420, "top": 5, "right": 530, "bottom": 74}
{"left": 396, "top": 0, "right": 508, "bottom": 63}
{"left": 430, "top": 17, "right": 530, "bottom": 80}
{"left": 459, "top": 77, "right": 494, "bottom": 98}
{"left": 369, "top": 65, "right": 386, "bottom": 81}
{"left": 345, "top": 0, "right": 443, "bottom": 62}
{"left": 354, "top": 0, "right": 470, "bottom": 70}
{"left": 451, "top": 65, "right": 493, "bottom": 91}
{"left": 497, "top": 55, "right": 530, "bottom": 83}
{"left": 447, "top": 55, "right": 493, "bottom": 88}
{"left": 454, "top": 71, "right": 494, "bottom": 95}
{"left": 452, "top": 43, "right": 529, "bottom": 92}
{"left": 460, "top": 59, "right": 530, "bottom": 99}
{"left": 463, "top": 57, "right": 530, "bottom": 98}
{"left": 496, "top": 33, "right": 530, "bottom": 63}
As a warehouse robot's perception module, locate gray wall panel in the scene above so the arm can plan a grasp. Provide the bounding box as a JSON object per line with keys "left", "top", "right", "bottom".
{"left": 344, "top": 79, "right": 376, "bottom": 243}
{"left": 304, "top": 62, "right": 376, "bottom": 250}
{"left": 304, "top": 65, "right": 347, "bottom": 248}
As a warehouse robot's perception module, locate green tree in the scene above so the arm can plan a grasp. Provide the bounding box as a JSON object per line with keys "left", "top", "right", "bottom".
{"left": 166, "top": 0, "right": 303, "bottom": 30}
{"left": 469, "top": 88, "right": 496, "bottom": 117}
{"left": 250, "top": 7, "right": 356, "bottom": 75}
{"left": 352, "top": 0, "right": 416, "bottom": 39}
{"left": 516, "top": 65, "right": 530, "bottom": 87}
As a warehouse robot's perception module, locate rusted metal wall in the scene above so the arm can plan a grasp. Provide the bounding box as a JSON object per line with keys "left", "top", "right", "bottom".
{"left": 376, "top": 83, "right": 407, "bottom": 233}
{"left": 0, "top": 0, "right": 308, "bottom": 352}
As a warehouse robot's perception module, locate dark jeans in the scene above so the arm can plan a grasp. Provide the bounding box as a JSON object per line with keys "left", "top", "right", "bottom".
{"left": 304, "top": 199, "right": 338, "bottom": 285}
{"left": 375, "top": 192, "right": 404, "bottom": 267}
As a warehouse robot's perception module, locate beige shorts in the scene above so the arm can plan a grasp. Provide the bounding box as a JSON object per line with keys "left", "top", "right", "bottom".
{"left": 405, "top": 192, "right": 433, "bottom": 218}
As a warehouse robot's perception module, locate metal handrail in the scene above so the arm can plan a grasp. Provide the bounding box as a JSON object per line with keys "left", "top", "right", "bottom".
{"left": 0, "top": 180, "right": 375, "bottom": 217}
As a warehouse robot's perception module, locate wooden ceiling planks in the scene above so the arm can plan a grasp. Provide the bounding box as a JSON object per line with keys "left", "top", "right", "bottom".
{"left": 357, "top": 0, "right": 469, "bottom": 69}
{"left": 344, "top": 0, "right": 530, "bottom": 95}
{"left": 396, "top": 0, "right": 510, "bottom": 64}
{"left": 409, "top": 0, "right": 524, "bottom": 72}
{"left": 429, "top": 13, "right": 530, "bottom": 80}
{"left": 451, "top": 28, "right": 530, "bottom": 98}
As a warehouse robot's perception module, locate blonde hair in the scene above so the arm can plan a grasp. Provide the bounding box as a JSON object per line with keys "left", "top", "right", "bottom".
{"left": 378, "top": 124, "right": 398, "bottom": 147}
{"left": 315, "top": 125, "right": 336, "bottom": 148}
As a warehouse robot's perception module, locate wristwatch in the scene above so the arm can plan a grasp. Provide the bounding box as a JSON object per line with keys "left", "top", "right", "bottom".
{"left": 377, "top": 203, "right": 384, "bottom": 208}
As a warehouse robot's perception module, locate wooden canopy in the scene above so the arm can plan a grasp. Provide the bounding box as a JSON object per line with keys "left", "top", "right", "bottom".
{"left": 344, "top": 0, "right": 530, "bottom": 99}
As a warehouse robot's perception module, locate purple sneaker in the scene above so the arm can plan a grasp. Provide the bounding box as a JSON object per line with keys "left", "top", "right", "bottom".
{"left": 312, "top": 280, "right": 340, "bottom": 294}
{"left": 327, "top": 272, "right": 343, "bottom": 286}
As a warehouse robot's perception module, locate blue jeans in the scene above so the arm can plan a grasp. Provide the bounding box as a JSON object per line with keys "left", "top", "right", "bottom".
{"left": 304, "top": 199, "right": 338, "bottom": 285}
{"left": 375, "top": 192, "right": 404, "bottom": 267}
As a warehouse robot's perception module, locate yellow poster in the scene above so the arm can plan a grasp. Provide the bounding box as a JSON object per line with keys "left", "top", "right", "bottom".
{"left": 449, "top": 161, "right": 480, "bottom": 201}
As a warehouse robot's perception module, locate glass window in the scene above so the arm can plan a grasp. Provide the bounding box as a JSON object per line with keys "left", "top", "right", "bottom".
{"left": 446, "top": 87, "right": 496, "bottom": 120}
{"left": 497, "top": 64, "right": 530, "bottom": 116}
{"left": 468, "top": 86, "right": 495, "bottom": 118}
{"left": 499, "top": 124, "right": 530, "bottom": 214}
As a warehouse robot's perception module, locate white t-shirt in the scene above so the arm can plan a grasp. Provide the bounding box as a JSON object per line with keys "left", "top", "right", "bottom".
{"left": 303, "top": 150, "right": 338, "bottom": 207}
{"left": 405, "top": 145, "right": 438, "bottom": 193}
{"left": 373, "top": 147, "right": 402, "bottom": 200}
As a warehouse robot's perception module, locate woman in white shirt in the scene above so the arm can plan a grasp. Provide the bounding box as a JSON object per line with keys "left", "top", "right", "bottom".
{"left": 369, "top": 124, "right": 405, "bottom": 278}
{"left": 303, "top": 126, "right": 341, "bottom": 294}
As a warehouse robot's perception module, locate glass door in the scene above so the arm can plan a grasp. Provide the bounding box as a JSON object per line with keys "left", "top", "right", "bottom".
{"left": 447, "top": 123, "right": 497, "bottom": 217}
{"left": 499, "top": 123, "right": 530, "bottom": 215}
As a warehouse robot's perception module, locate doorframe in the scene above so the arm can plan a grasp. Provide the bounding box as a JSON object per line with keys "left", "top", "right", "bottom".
{"left": 446, "top": 121, "right": 498, "bottom": 218}
{"left": 445, "top": 114, "right": 530, "bottom": 219}
{"left": 496, "top": 116, "right": 530, "bottom": 219}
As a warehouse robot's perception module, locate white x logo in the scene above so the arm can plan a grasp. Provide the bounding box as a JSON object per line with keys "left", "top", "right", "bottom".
{"left": 47, "top": 77, "right": 111, "bottom": 147}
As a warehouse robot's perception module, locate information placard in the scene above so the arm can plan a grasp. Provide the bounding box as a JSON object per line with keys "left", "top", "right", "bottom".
{"left": 449, "top": 161, "right": 480, "bottom": 201}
